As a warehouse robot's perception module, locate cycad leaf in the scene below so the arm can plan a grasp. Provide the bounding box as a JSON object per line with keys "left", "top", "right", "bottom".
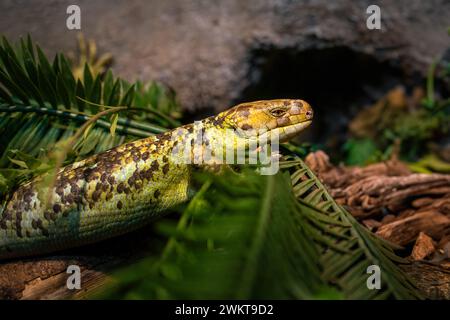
{"left": 89, "top": 75, "right": 102, "bottom": 104}
{"left": 282, "top": 156, "right": 422, "bottom": 299}
{"left": 0, "top": 36, "right": 181, "bottom": 201}
{"left": 96, "top": 170, "right": 340, "bottom": 300}
{"left": 83, "top": 63, "right": 93, "bottom": 94}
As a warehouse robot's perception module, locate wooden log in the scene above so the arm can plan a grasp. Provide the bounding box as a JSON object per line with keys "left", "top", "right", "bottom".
{"left": 376, "top": 210, "right": 450, "bottom": 246}
{"left": 305, "top": 151, "right": 450, "bottom": 220}
{"left": 401, "top": 262, "right": 450, "bottom": 299}
{"left": 0, "top": 225, "right": 163, "bottom": 299}
{"left": 0, "top": 256, "right": 114, "bottom": 300}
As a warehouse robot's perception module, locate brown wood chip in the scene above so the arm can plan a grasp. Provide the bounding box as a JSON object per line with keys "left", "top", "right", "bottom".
{"left": 376, "top": 210, "right": 450, "bottom": 246}
{"left": 411, "top": 232, "right": 436, "bottom": 260}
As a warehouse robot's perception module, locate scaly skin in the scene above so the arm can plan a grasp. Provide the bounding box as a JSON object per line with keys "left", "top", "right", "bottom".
{"left": 0, "top": 99, "right": 313, "bottom": 259}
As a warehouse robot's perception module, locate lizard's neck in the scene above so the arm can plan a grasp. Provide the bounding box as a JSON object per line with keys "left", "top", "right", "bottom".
{"left": 163, "top": 117, "right": 236, "bottom": 167}
{"left": 163, "top": 116, "right": 274, "bottom": 170}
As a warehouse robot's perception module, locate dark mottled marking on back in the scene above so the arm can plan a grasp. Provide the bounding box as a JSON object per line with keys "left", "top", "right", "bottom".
{"left": 15, "top": 211, "right": 22, "bottom": 237}
{"left": 151, "top": 160, "right": 159, "bottom": 171}
{"left": 128, "top": 176, "right": 135, "bottom": 187}
{"left": 71, "top": 183, "right": 79, "bottom": 194}
{"left": 74, "top": 194, "right": 83, "bottom": 204}
{"left": 50, "top": 211, "right": 57, "bottom": 221}
{"left": 65, "top": 194, "right": 74, "bottom": 204}
{"left": 44, "top": 211, "right": 51, "bottom": 220}
{"left": 92, "top": 190, "right": 101, "bottom": 202}
{"left": 4, "top": 210, "right": 12, "bottom": 221}
{"left": 36, "top": 219, "right": 49, "bottom": 237}
{"left": 24, "top": 190, "right": 33, "bottom": 204}
{"left": 134, "top": 180, "right": 143, "bottom": 190}
{"left": 107, "top": 175, "right": 115, "bottom": 185}
{"left": 212, "top": 116, "right": 225, "bottom": 126}
{"left": 144, "top": 169, "right": 153, "bottom": 180}
{"left": 84, "top": 167, "right": 94, "bottom": 181}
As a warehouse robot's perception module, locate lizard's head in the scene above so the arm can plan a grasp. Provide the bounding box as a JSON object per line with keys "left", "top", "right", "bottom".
{"left": 215, "top": 99, "right": 313, "bottom": 143}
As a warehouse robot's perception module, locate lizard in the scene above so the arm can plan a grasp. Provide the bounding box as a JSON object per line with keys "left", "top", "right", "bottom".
{"left": 0, "top": 99, "right": 313, "bottom": 259}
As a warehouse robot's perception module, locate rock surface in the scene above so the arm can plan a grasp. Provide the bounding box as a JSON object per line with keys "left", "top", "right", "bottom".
{"left": 1, "top": 0, "right": 449, "bottom": 114}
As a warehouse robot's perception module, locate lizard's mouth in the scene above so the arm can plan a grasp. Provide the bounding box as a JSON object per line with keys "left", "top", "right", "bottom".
{"left": 277, "top": 120, "right": 312, "bottom": 143}
{"left": 235, "top": 119, "right": 312, "bottom": 144}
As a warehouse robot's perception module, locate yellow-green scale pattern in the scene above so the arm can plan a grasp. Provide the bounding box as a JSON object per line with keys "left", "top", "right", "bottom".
{"left": 0, "top": 99, "right": 313, "bottom": 259}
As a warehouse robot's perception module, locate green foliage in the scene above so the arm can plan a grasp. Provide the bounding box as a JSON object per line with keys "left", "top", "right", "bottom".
{"left": 345, "top": 99, "right": 448, "bottom": 166}
{"left": 97, "top": 170, "right": 340, "bottom": 299}
{"left": 283, "top": 157, "right": 421, "bottom": 299}
{"left": 388, "top": 110, "right": 444, "bottom": 160}
{"left": 343, "top": 138, "right": 384, "bottom": 166}
{"left": 96, "top": 159, "right": 421, "bottom": 300}
{"left": 0, "top": 36, "right": 181, "bottom": 198}
{"left": 344, "top": 49, "right": 449, "bottom": 166}
{"left": 281, "top": 141, "right": 322, "bottom": 158}
{"left": 408, "top": 154, "right": 450, "bottom": 173}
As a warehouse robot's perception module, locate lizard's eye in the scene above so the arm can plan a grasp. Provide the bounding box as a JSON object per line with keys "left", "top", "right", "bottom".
{"left": 269, "top": 108, "right": 287, "bottom": 117}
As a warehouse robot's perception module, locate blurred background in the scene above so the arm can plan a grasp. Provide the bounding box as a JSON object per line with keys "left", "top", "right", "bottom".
{"left": 1, "top": 0, "right": 449, "bottom": 164}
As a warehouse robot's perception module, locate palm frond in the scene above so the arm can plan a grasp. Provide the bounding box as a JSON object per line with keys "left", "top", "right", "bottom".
{"left": 0, "top": 35, "right": 181, "bottom": 198}
{"left": 96, "top": 170, "right": 342, "bottom": 299}
{"left": 97, "top": 157, "right": 423, "bottom": 300}
{"left": 281, "top": 156, "right": 422, "bottom": 299}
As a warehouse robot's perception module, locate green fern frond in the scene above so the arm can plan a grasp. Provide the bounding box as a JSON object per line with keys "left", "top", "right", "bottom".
{"left": 0, "top": 35, "right": 181, "bottom": 198}
{"left": 281, "top": 156, "right": 422, "bottom": 299}
{"left": 97, "top": 158, "right": 423, "bottom": 300}
{"left": 95, "top": 170, "right": 342, "bottom": 299}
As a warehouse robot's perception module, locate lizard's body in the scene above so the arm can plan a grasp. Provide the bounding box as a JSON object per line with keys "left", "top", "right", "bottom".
{"left": 0, "top": 99, "right": 313, "bottom": 259}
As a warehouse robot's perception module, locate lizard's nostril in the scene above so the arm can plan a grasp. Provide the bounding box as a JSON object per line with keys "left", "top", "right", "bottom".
{"left": 306, "top": 110, "right": 313, "bottom": 118}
